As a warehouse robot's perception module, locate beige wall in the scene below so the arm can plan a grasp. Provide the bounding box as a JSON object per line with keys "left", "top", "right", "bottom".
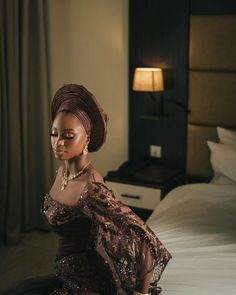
{"left": 47, "top": 0, "right": 128, "bottom": 176}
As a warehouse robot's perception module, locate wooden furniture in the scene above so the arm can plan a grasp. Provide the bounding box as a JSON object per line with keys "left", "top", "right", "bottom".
{"left": 105, "top": 166, "right": 183, "bottom": 220}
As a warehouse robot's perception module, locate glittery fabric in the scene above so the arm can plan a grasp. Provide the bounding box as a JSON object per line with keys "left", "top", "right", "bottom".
{"left": 41, "top": 182, "right": 172, "bottom": 295}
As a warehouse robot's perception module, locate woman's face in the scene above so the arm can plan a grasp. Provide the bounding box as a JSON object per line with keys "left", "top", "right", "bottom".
{"left": 51, "top": 112, "right": 89, "bottom": 160}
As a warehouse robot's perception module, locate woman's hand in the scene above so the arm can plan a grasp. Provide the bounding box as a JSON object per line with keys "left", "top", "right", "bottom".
{"left": 133, "top": 291, "right": 151, "bottom": 295}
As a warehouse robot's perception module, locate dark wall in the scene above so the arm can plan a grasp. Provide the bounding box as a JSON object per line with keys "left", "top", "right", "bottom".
{"left": 191, "top": 0, "right": 236, "bottom": 14}
{"left": 129, "top": 0, "right": 236, "bottom": 171}
{"left": 129, "top": 0, "right": 190, "bottom": 170}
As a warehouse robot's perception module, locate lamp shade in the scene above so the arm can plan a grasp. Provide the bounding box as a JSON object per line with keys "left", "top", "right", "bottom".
{"left": 132, "top": 68, "right": 164, "bottom": 92}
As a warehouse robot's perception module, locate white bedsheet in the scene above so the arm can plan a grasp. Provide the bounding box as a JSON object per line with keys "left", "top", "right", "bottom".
{"left": 147, "top": 183, "right": 236, "bottom": 295}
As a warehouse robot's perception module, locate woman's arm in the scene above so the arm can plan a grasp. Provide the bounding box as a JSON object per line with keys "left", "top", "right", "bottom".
{"left": 134, "top": 239, "right": 154, "bottom": 294}
{"left": 80, "top": 182, "right": 171, "bottom": 294}
{"left": 134, "top": 272, "right": 153, "bottom": 294}
{"left": 133, "top": 291, "right": 151, "bottom": 295}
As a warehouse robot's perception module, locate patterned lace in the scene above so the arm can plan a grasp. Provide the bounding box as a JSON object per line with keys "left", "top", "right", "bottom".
{"left": 42, "top": 182, "right": 171, "bottom": 294}
{"left": 43, "top": 193, "right": 84, "bottom": 225}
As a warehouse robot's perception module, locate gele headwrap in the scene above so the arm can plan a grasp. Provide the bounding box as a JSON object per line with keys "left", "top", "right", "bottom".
{"left": 51, "top": 84, "right": 108, "bottom": 152}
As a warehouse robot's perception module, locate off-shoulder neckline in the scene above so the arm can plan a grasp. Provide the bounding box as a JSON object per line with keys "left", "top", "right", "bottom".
{"left": 45, "top": 181, "right": 109, "bottom": 208}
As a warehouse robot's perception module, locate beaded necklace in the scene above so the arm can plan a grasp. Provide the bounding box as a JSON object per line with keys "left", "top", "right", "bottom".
{"left": 61, "top": 161, "right": 91, "bottom": 191}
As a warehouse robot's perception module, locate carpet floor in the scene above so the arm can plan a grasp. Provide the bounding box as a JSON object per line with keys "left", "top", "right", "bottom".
{"left": 0, "top": 230, "right": 57, "bottom": 291}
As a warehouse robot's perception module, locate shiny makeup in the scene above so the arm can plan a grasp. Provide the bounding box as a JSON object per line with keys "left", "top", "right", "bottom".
{"left": 50, "top": 112, "right": 89, "bottom": 160}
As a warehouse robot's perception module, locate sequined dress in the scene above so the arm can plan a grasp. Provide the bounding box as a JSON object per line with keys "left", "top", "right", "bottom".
{"left": 1, "top": 182, "right": 171, "bottom": 295}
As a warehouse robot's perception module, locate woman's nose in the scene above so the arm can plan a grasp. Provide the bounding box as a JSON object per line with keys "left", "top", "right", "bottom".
{"left": 57, "top": 139, "right": 65, "bottom": 147}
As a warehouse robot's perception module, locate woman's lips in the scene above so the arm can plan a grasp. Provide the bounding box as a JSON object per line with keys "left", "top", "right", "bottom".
{"left": 54, "top": 149, "right": 66, "bottom": 154}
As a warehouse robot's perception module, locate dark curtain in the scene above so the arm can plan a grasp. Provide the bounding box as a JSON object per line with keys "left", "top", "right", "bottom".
{"left": 0, "top": 0, "right": 54, "bottom": 245}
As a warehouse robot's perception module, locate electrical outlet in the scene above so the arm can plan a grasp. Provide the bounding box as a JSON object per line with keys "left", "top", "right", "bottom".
{"left": 150, "top": 145, "right": 162, "bottom": 158}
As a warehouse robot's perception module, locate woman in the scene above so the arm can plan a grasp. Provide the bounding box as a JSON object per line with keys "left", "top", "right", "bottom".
{"left": 1, "top": 84, "right": 171, "bottom": 295}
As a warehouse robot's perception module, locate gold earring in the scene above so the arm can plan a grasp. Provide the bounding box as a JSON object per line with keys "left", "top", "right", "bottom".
{"left": 83, "top": 144, "right": 88, "bottom": 155}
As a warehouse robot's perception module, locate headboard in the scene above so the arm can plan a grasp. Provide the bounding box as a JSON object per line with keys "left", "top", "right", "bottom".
{"left": 187, "top": 15, "right": 236, "bottom": 179}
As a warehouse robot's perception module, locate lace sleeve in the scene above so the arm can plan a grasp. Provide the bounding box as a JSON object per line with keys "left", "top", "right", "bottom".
{"left": 80, "top": 182, "right": 172, "bottom": 294}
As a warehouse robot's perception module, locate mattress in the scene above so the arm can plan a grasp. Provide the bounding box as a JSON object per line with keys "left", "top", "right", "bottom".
{"left": 147, "top": 182, "right": 236, "bottom": 295}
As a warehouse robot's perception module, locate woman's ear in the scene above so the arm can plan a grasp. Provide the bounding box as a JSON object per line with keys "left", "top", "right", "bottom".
{"left": 86, "top": 134, "right": 90, "bottom": 145}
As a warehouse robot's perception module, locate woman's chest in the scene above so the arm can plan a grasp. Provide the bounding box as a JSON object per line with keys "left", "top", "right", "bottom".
{"left": 50, "top": 176, "right": 87, "bottom": 207}
{"left": 42, "top": 193, "right": 84, "bottom": 225}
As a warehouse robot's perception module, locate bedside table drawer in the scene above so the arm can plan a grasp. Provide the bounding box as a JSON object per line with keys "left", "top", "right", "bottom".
{"left": 106, "top": 181, "right": 161, "bottom": 210}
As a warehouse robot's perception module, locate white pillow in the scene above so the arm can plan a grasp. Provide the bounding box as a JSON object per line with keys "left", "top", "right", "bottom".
{"left": 207, "top": 141, "right": 236, "bottom": 183}
{"left": 217, "top": 126, "right": 236, "bottom": 148}
{"left": 210, "top": 173, "right": 236, "bottom": 185}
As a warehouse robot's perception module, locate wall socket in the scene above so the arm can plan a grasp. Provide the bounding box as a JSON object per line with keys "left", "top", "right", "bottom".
{"left": 150, "top": 145, "right": 162, "bottom": 158}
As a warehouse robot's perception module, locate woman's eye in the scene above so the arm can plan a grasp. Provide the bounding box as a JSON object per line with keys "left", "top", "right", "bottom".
{"left": 65, "top": 133, "right": 74, "bottom": 139}
{"left": 50, "top": 133, "right": 57, "bottom": 137}
{"left": 49, "top": 132, "right": 74, "bottom": 139}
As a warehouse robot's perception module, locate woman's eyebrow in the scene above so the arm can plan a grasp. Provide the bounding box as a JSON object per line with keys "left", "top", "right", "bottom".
{"left": 62, "top": 128, "right": 75, "bottom": 132}
{"left": 51, "top": 128, "right": 75, "bottom": 132}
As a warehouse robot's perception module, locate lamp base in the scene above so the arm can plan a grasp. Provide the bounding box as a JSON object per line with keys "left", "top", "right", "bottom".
{"left": 148, "top": 92, "right": 164, "bottom": 116}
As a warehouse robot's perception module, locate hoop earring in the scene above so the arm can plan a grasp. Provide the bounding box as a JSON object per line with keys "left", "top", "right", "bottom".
{"left": 83, "top": 144, "right": 88, "bottom": 155}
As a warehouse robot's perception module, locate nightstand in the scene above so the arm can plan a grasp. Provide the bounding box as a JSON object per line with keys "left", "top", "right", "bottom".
{"left": 104, "top": 165, "right": 184, "bottom": 221}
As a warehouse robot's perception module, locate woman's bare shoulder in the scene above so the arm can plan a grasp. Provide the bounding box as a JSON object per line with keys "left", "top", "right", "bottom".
{"left": 78, "top": 166, "right": 111, "bottom": 196}
{"left": 88, "top": 166, "right": 105, "bottom": 184}
{"left": 68, "top": 166, "right": 104, "bottom": 197}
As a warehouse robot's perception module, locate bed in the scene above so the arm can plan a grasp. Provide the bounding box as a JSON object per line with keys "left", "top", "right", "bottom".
{"left": 148, "top": 179, "right": 236, "bottom": 295}
{"left": 146, "top": 15, "right": 236, "bottom": 295}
